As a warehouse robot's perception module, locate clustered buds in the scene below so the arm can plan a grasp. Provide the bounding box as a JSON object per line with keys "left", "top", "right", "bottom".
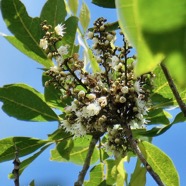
{"left": 41, "top": 18, "right": 154, "bottom": 158}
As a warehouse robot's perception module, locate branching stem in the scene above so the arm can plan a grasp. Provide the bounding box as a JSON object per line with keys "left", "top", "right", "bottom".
{"left": 125, "top": 126, "right": 165, "bottom": 186}
{"left": 160, "top": 62, "right": 186, "bottom": 116}
{"left": 74, "top": 135, "right": 100, "bottom": 186}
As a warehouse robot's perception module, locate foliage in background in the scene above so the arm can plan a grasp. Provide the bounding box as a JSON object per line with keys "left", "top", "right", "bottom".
{"left": 0, "top": 0, "right": 185, "bottom": 185}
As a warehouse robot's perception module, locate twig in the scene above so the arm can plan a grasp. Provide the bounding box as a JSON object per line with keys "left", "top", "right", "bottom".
{"left": 125, "top": 126, "right": 165, "bottom": 186}
{"left": 74, "top": 135, "right": 100, "bottom": 186}
{"left": 160, "top": 62, "right": 186, "bottom": 116}
{"left": 12, "top": 143, "right": 21, "bottom": 186}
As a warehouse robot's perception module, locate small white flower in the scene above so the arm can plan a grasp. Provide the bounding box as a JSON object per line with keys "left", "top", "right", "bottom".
{"left": 54, "top": 23, "right": 66, "bottom": 36}
{"left": 82, "top": 101, "right": 101, "bottom": 118}
{"left": 50, "top": 65, "right": 61, "bottom": 72}
{"left": 39, "top": 38, "right": 48, "bottom": 50}
{"left": 78, "top": 90, "right": 86, "bottom": 98}
{"left": 56, "top": 56, "right": 64, "bottom": 65}
{"left": 98, "top": 96, "right": 107, "bottom": 107}
{"left": 134, "top": 81, "right": 142, "bottom": 94}
{"left": 57, "top": 45, "right": 69, "bottom": 56}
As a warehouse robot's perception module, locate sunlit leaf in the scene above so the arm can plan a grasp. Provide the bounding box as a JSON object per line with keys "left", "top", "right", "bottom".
{"left": 92, "top": 0, "right": 115, "bottom": 8}
{"left": 68, "top": 0, "right": 79, "bottom": 15}
{"left": 130, "top": 158, "right": 146, "bottom": 186}
{"left": 84, "top": 163, "right": 104, "bottom": 186}
{"left": 79, "top": 2, "right": 90, "bottom": 32}
{"left": 40, "top": 0, "right": 67, "bottom": 28}
{"left": 116, "top": 0, "right": 186, "bottom": 87}
{"left": 88, "top": 49, "right": 101, "bottom": 72}
{"left": 1, "top": 0, "right": 52, "bottom": 68}
{"left": 9, "top": 144, "right": 50, "bottom": 179}
{"left": 50, "top": 136, "right": 99, "bottom": 165}
{"left": 0, "top": 84, "right": 58, "bottom": 122}
{"left": 0, "top": 137, "right": 48, "bottom": 163}
{"left": 48, "top": 128, "right": 72, "bottom": 141}
{"left": 139, "top": 141, "right": 180, "bottom": 186}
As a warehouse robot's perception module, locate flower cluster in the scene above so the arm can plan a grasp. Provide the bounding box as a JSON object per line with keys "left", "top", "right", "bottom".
{"left": 41, "top": 18, "right": 154, "bottom": 158}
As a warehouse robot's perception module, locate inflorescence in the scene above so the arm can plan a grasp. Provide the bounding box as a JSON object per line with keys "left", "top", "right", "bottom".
{"left": 40, "top": 18, "right": 154, "bottom": 158}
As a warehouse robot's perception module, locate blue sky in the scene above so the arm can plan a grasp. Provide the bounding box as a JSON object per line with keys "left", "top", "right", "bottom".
{"left": 0, "top": 0, "right": 186, "bottom": 185}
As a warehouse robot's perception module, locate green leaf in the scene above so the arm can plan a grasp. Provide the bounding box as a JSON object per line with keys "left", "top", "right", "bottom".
{"left": 0, "top": 84, "right": 58, "bottom": 122}
{"left": 4, "top": 36, "right": 52, "bottom": 67}
{"left": 84, "top": 163, "right": 104, "bottom": 186}
{"left": 51, "top": 136, "right": 99, "bottom": 165}
{"left": 0, "top": 137, "right": 48, "bottom": 163}
{"left": 79, "top": 2, "right": 90, "bottom": 32}
{"left": 29, "top": 180, "right": 35, "bottom": 186}
{"left": 105, "top": 158, "right": 126, "bottom": 185}
{"left": 1, "top": 0, "right": 52, "bottom": 68}
{"left": 172, "top": 112, "right": 186, "bottom": 125}
{"left": 42, "top": 73, "right": 72, "bottom": 110}
{"left": 116, "top": 0, "right": 186, "bottom": 87}
{"left": 40, "top": 0, "right": 67, "bottom": 28}
{"left": 92, "top": 0, "right": 115, "bottom": 8}
{"left": 151, "top": 66, "right": 186, "bottom": 109}
{"left": 59, "top": 16, "right": 79, "bottom": 56}
{"left": 9, "top": 144, "right": 50, "bottom": 179}
{"left": 68, "top": 0, "right": 79, "bottom": 15}
{"left": 88, "top": 49, "right": 101, "bottom": 73}
{"left": 139, "top": 141, "right": 180, "bottom": 186}
{"left": 147, "top": 108, "right": 170, "bottom": 125}
{"left": 129, "top": 158, "right": 146, "bottom": 186}
{"left": 48, "top": 128, "right": 72, "bottom": 141}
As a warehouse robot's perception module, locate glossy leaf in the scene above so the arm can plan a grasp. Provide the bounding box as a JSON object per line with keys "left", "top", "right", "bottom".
{"left": 9, "top": 144, "right": 50, "bottom": 179}
{"left": 116, "top": 0, "right": 186, "bottom": 87}
{"left": 0, "top": 84, "right": 58, "bottom": 121}
{"left": 51, "top": 136, "right": 99, "bottom": 165}
{"left": 130, "top": 158, "right": 146, "bottom": 186}
{"left": 1, "top": 0, "right": 52, "bottom": 68}
{"left": 84, "top": 163, "right": 104, "bottom": 186}
{"left": 92, "top": 0, "right": 115, "bottom": 8}
{"left": 139, "top": 141, "right": 180, "bottom": 186}
{"left": 68, "top": 0, "right": 79, "bottom": 15}
{"left": 40, "top": 0, "right": 67, "bottom": 28}
{"left": 0, "top": 137, "right": 48, "bottom": 163}
{"left": 79, "top": 2, "right": 90, "bottom": 31}
{"left": 116, "top": 158, "right": 126, "bottom": 185}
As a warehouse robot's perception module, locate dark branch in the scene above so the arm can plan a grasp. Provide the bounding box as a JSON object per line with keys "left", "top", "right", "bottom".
{"left": 125, "top": 126, "right": 165, "bottom": 186}
{"left": 74, "top": 135, "right": 100, "bottom": 186}
{"left": 160, "top": 62, "right": 186, "bottom": 116}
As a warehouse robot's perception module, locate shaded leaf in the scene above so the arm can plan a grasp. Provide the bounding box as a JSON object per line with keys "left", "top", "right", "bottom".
{"left": 0, "top": 84, "right": 58, "bottom": 122}
{"left": 9, "top": 144, "right": 50, "bottom": 179}
{"left": 5, "top": 36, "right": 53, "bottom": 67}
{"left": 42, "top": 73, "right": 72, "bottom": 110}
{"left": 40, "top": 0, "right": 67, "bottom": 28}
{"left": 0, "top": 137, "right": 48, "bottom": 163}
{"left": 29, "top": 180, "right": 35, "bottom": 186}
{"left": 172, "top": 112, "right": 186, "bottom": 125}
{"left": 139, "top": 141, "right": 180, "bottom": 186}
{"left": 68, "top": 0, "right": 79, "bottom": 15}
{"left": 51, "top": 136, "right": 99, "bottom": 165}
{"left": 147, "top": 108, "right": 170, "bottom": 125}
{"left": 1, "top": 0, "right": 52, "bottom": 67}
{"left": 84, "top": 163, "right": 104, "bottom": 186}
{"left": 48, "top": 128, "right": 72, "bottom": 141}
{"left": 79, "top": 2, "right": 90, "bottom": 31}
{"left": 92, "top": 0, "right": 115, "bottom": 8}
{"left": 130, "top": 158, "right": 146, "bottom": 186}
